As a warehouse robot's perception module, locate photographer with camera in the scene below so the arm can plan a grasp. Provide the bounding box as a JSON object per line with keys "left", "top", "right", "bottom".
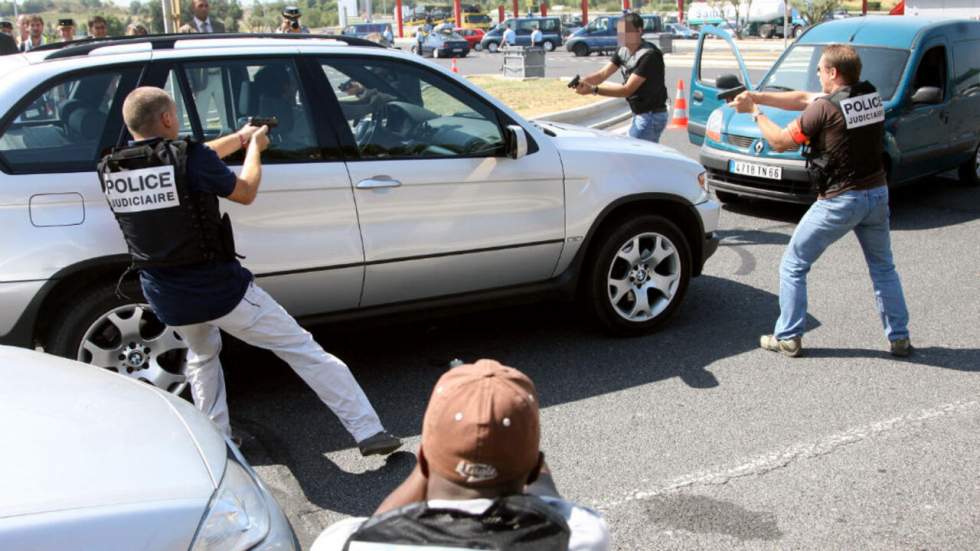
{"left": 278, "top": 6, "right": 310, "bottom": 34}
{"left": 98, "top": 87, "right": 402, "bottom": 456}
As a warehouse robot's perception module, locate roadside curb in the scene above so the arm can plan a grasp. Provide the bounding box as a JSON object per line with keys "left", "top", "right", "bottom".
{"left": 534, "top": 97, "right": 631, "bottom": 129}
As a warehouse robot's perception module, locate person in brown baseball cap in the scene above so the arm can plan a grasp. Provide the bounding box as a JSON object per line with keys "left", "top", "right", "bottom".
{"left": 311, "top": 359, "right": 610, "bottom": 551}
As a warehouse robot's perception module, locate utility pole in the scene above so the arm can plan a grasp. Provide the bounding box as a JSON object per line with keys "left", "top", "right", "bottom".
{"left": 783, "top": 0, "right": 789, "bottom": 49}
{"left": 161, "top": 0, "right": 175, "bottom": 33}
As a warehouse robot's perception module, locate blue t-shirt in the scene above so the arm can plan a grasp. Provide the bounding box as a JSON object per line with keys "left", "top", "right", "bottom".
{"left": 138, "top": 141, "right": 253, "bottom": 326}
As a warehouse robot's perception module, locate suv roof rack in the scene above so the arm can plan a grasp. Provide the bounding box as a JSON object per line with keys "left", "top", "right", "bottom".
{"left": 39, "top": 32, "right": 383, "bottom": 61}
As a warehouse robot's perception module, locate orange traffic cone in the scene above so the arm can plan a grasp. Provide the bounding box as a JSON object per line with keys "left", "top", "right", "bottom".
{"left": 668, "top": 80, "right": 688, "bottom": 129}
{"left": 451, "top": 58, "right": 459, "bottom": 74}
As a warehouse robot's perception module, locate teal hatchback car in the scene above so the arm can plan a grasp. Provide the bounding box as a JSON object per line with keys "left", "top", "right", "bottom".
{"left": 688, "top": 17, "right": 980, "bottom": 204}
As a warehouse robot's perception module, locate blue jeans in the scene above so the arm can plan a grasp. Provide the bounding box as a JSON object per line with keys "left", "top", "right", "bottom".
{"left": 774, "top": 186, "right": 909, "bottom": 342}
{"left": 629, "top": 111, "right": 668, "bottom": 143}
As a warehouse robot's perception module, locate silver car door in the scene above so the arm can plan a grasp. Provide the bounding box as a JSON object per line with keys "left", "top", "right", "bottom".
{"left": 170, "top": 57, "right": 363, "bottom": 315}
{"left": 320, "top": 56, "right": 565, "bottom": 307}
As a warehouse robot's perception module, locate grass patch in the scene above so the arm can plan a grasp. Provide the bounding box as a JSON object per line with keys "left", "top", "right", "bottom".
{"left": 466, "top": 75, "right": 607, "bottom": 118}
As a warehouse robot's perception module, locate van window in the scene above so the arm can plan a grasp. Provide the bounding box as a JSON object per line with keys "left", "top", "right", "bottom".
{"left": 0, "top": 68, "right": 137, "bottom": 173}
{"left": 759, "top": 45, "right": 908, "bottom": 101}
{"left": 953, "top": 40, "right": 980, "bottom": 96}
{"left": 539, "top": 18, "right": 559, "bottom": 33}
{"left": 911, "top": 46, "right": 947, "bottom": 100}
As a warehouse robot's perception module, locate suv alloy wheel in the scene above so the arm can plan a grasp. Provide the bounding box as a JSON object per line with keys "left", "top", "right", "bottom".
{"left": 46, "top": 280, "right": 189, "bottom": 394}
{"left": 586, "top": 215, "right": 692, "bottom": 336}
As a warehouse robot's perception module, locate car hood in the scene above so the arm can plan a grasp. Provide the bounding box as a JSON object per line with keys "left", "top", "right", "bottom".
{"left": 536, "top": 120, "right": 697, "bottom": 165}
{"left": 715, "top": 105, "right": 804, "bottom": 158}
{"left": 0, "top": 346, "right": 227, "bottom": 519}
{"left": 534, "top": 120, "right": 707, "bottom": 204}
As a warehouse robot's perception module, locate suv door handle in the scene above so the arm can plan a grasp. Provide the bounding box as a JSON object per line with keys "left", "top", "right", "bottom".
{"left": 692, "top": 90, "right": 704, "bottom": 102}
{"left": 357, "top": 177, "right": 402, "bottom": 189}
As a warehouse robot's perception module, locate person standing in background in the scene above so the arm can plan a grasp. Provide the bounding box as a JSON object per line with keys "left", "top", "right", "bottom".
{"left": 178, "top": 0, "right": 225, "bottom": 34}
{"left": 57, "top": 19, "right": 76, "bottom": 42}
{"left": 530, "top": 24, "right": 543, "bottom": 48}
{"left": 16, "top": 14, "right": 29, "bottom": 47}
{"left": 88, "top": 16, "right": 109, "bottom": 38}
{"left": 19, "top": 15, "right": 45, "bottom": 51}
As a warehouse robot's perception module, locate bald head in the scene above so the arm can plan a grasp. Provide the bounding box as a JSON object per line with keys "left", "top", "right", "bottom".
{"left": 123, "top": 87, "right": 177, "bottom": 138}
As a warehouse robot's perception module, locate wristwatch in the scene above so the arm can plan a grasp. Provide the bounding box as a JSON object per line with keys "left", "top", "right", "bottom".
{"left": 592, "top": 85, "right": 599, "bottom": 96}
{"left": 752, "top": 110, "right": 764, "bottom": 123}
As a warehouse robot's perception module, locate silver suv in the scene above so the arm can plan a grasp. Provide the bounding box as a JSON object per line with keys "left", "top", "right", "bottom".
{"left": 0, "top": 34, "right": 719, "bottom": 393}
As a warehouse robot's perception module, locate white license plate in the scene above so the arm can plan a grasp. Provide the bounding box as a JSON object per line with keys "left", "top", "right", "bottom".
{"left": 453, "top": 49, "right": 462, "bottom": 53}
{"left": 729, "top": 160, "right": 782, "bottom": 180}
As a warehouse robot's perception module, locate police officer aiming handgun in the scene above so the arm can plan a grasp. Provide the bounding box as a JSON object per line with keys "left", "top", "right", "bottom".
{"left": 729, "top": 44, "right": 911, "bottom": 358}
{"left": 573, "top": 12, "right": 668, "bottom": 143}
{"left": 98, "top": 87, "right": 402, "bottom": 456}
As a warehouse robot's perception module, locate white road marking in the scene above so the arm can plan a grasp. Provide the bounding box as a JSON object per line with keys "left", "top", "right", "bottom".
{"left": 594, "top": 398, "right": 980, "bottom": 512}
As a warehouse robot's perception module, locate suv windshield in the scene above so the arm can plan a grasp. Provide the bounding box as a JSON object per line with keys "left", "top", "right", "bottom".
{"left": 759, "top": 45, "right": 909, "bottom": 101}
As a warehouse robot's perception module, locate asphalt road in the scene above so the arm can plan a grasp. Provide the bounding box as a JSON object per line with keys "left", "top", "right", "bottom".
{"left": 223, "top": 101, "right": 980, "bottom": 549}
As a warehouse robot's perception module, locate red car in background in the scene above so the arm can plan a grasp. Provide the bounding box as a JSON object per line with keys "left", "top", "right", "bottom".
{"left": 456, "top": 28, "right": 485, "bottom": 51}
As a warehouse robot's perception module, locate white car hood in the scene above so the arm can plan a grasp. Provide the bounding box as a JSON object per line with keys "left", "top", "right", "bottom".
{"left": 535, "top": 120, "right": 696, "bottom": 165}
{"left": 0, "top": 346, "right": 226, "bottom": 519}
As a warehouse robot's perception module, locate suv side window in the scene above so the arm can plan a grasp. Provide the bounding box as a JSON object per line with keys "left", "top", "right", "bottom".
{"left": 321, "top": 58, "right": 505, "bottom": 159}
{"left": 0, "top": 68, "right": 137, "bottom": 173}
{"left": 175, "top": 58, "right": 319, "bottom": 162}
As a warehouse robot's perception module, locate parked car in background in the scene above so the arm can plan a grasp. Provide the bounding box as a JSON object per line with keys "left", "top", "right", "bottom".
{"left": 665, "top": 22, "right": 699, "bottom": 39}
{"left": 0, "top": 33, "right": 720, "bottom": 394}
{"left": 0, "top": 345, "right": 297, "bottom": 551}
{"left": 480, "top": 16, "right": 562, "bottom": 52}
{"left": 688, "top": 18, "right": 980, "bottom": 205}
{"left": 565, "top": 14, "right": 662, "bottom": 56}
{"left": 457, "top": 27, "right": 485, "bottom": 50}
{"left": 461, "top": 11, "right": 493, "bottom": 30}
{"left": 414, "top": 26, "right": 470, "bottom": 57}
{"left": 342, "top": 23, "right": 395, "bottom": 47}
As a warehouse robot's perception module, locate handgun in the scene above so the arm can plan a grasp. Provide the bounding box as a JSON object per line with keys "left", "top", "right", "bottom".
{"left": 247, "top": 116, "right": 279, "bottom": 129}
{"left": 717, "top": 85, "right": 747, "bottom": 102}
{"left": 567, "top": 74, "right": 581, "bottom": 89}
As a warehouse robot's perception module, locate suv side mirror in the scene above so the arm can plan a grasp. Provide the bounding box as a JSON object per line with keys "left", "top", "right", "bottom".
{"left": 506, "top": 125, "right": 528, "bottom": 159}
{"left": 910, "top": 86, "right": 942, "bottom": 105}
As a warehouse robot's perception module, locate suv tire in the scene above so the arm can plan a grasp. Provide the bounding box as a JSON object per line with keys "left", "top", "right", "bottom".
{"left": 586, "top": 215, "right": 692, "bottom": 336}
{"left": 959, "top": 142, "right": 980, "bottom": 186}
{"left": 487, "top": 41, "right": 498, "bottom": 53}
{"left": 543, "top": 40, "right": 555, "bottom": 52}
{"left": 573, "top": 42, "right": 589, "bottom": 57}
{"left": 47, "top": 280, "right": 189, "bottom": 394}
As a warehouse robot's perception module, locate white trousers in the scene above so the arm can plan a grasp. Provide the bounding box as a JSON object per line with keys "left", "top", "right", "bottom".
{"left": 174, "top": 282, "right": 384, "bottom": 443}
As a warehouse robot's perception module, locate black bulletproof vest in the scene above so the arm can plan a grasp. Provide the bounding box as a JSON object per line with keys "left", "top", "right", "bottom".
{"left": 803, "top": 81, "right": 885, "bottom": 195}
{"left": 344, "top": 495, "right": 571, "bottom": 551}
{"left": 616, "top": 42, "right": 668, "bottom": 114}
{"left": 98, "top": 138, "right": 236, "bottom": 269}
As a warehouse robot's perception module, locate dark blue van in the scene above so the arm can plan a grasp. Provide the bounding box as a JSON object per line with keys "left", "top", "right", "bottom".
{"left": 480, "top": 16, "right": 562, "bottom": 52}
{"left": 564, "top": 14, "right": 663, "bottom": 57}
{"left": 689, "top": 17, "right": 980, "bottom": 203}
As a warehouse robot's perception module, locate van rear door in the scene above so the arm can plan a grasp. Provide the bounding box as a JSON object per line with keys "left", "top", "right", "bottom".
{"left": 688, "top": 25, "right": 754, "bottom": 145}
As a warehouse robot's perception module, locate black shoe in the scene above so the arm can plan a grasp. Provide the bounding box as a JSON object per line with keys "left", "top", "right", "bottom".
{"left": 890, "top": 338, "right": 913, "bottom": 358}
{"left": 358, "top": 431, "right": 403, "bottom": 457}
